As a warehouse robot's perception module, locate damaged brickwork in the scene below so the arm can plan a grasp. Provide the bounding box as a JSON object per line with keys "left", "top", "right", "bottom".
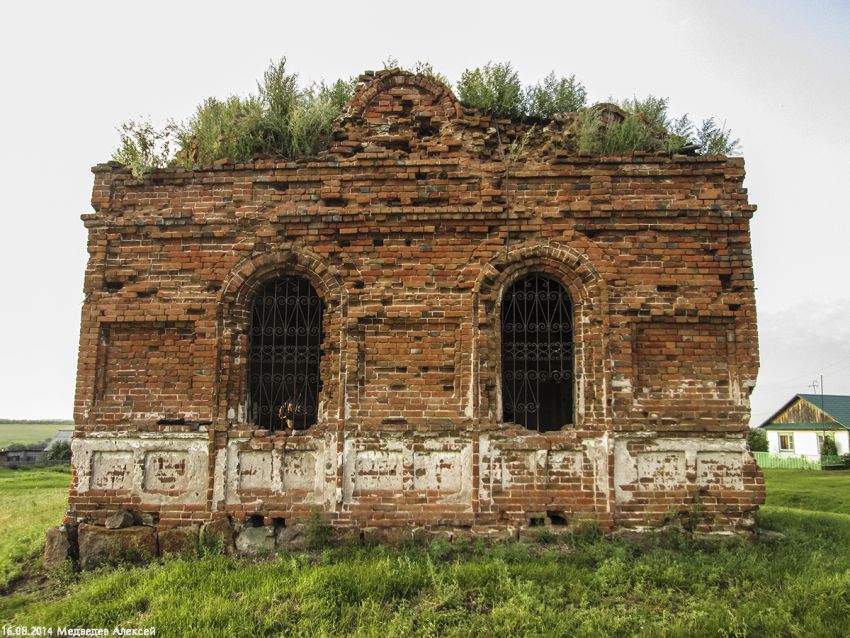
{"left": 57, "top": 69, "right": 764, "bottom": 565}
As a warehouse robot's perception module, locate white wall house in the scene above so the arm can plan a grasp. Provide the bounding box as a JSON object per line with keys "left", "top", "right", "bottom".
{"left": 760, "top": 394, "right": 850, "bottom": 461}
{"left": 765, "top": 428, "right": 849, "bottom": 459}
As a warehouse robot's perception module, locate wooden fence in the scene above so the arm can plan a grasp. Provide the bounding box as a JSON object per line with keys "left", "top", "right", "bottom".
{"left": 753, "top": 452, "right": 847, "bottom": 470}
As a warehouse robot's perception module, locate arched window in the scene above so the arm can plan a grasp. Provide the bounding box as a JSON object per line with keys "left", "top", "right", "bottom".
{"left": 501, "top": 273, "right": 573, "bottom": 431}
{"left": 247, "top": 276, "right": 323, "bottom": 430}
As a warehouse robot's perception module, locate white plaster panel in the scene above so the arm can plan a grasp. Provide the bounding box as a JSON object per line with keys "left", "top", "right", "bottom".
{"left": 636, "top": 452, "right": 687, "bottom": 491}
{"left": 478, "top": 434, "right": 610, "bottom": 512}
{"left": 353, "top": 449, "right": 404, "bottom": 491}
{"left": 72, "top": 434, "right": 208, "bottom": 505}
{"left": 548, "top": 450, "right": 583, "bottom": 476}
{"left": 342, "top": 438, "right": 412, "bottom": 503}
{"left": 282, "top": 450, "right": 318, "bottom": 491}
{"left": 221, "top": 437, "right": 330, "bottom": 506}
{"left": 238, "top": 451, "right": 273, "bottom": 490}
{"left": 90, "top": 451, "right": 133, "bottom": 492}
{"left": 143, "top": 451, "right": 190, "bottom": 492}
{"left": 212, "top": 443, "right": 228, "bottom": 508}
{"left": 584, "top": 434, "right": 611, "bottom": 501}
{"left": 478, "top": 434, "right": 495, "bottom": 502}
{"left": 614, "top": 436, "right": 749, "bottom": 504}
{"left": 415, "top": 438, "right": 473, "bottom": 504}
{"left": 413, "top": 451, "right": 462, "bottom": 493}
{"left": 696, "top": 452, "right": 744, "bottom": 489}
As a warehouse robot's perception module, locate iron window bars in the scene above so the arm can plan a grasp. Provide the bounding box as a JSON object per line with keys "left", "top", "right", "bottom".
{"left": 248, "top": 276, "right": 323, "bottom": 430}
{"left": 501, "top": 273, "right": 574, "bottom": 431}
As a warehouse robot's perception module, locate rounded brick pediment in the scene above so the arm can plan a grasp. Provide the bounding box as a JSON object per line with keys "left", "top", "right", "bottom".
{"left": 331, "top": 70, "right": 463, "bottom": 157}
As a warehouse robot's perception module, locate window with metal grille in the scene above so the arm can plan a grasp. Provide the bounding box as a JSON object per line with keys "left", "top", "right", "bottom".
{"left": 501, "top": 273, "right": 573, "bottom": 432}
{"left": 247, "top": 276, "right": 323, "bottom": 430}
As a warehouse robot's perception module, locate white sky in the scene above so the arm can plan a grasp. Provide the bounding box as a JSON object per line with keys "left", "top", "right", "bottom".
{"left": 0, "top": 0, "right": 848, "bottom": 425}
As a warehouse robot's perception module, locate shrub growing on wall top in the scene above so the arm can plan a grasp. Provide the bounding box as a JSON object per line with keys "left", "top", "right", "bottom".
{"left": 112, "top": 57, "right": 740, "bottom": 178}
{"left": 174, "top": 59, "right": 357, "bottom": 168}
{"left": 456, "top": 61, "right": 525, "bottom": 119}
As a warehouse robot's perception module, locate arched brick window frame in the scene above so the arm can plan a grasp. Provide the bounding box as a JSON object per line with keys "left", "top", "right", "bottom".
{"left": 471, "top": 241, "right": 611, "bottom": 431}
{"left": 217, "top": 250, "right": 347, "bottom": 430}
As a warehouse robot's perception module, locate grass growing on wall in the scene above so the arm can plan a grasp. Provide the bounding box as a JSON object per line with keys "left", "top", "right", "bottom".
{"left": 113, "top": 59, "right": 357, "bottom": 178}
{"left": 113, "top": 58, "right": 740, "bottom": 178}
{"left": 4, "top": 468, "right": 849, "bottom": 636}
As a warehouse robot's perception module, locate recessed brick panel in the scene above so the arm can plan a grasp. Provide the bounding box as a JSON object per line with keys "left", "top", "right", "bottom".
{"left": 358, "top": 317, "right": 461, "bottom": 421}
{"left": 95, "top": 322, "right": 205, "bottom": 421}
{"left": 634, "top": 321, "right": 729, "bottom": 396}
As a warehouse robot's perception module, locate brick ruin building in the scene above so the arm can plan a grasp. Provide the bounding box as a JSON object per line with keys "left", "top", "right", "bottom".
{"left": 53, "top": 70, "right": 766, "bottom": 563}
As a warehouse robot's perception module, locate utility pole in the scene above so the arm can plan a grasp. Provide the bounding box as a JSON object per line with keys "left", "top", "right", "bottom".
{"left": 821, "top": 375, "right": 826, "bottom": 458}
{"left": 810, "top": 376, "right": 826, "bottom": 457}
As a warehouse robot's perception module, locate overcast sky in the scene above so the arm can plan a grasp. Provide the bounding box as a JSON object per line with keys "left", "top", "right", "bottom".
{"left": 1, "top": 1, "right": 848, "bottom": 425}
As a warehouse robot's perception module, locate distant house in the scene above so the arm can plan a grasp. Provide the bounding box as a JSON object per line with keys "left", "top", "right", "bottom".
{"left": 0, "top": 447, "right": 46, "bottom": 465}
{"left": 760, "top": 394, "right": 850, "bottom": 459}
{"left": 45, "top": 429, "right": 73, "bottom": 450}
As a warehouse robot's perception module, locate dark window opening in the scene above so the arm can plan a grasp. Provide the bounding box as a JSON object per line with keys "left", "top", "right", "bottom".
{"left": 547, "top": 511, "right": 568, "bottom": 526}
{"left": 501, "top": 273, "right": 573, "bottom": 432}
{"left": 248, "top": 276, "right": 323, "bottom": 430}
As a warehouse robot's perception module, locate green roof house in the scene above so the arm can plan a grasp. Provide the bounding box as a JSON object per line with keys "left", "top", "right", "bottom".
{"left": 760, "top": 394, "right": 850, "bottom": 459}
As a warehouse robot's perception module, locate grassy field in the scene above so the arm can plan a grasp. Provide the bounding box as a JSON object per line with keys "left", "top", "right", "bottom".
{"left": 762, "top": 468, "right": 850, "bottom": 515}
{"left": 1, "top": 469, "right": 849, "bottom": 636}
{"left": 0, "top": 423, "right": 72, "bottom": 448}
{"left": 0, "top": 466, "right": 70, "bottom": 588}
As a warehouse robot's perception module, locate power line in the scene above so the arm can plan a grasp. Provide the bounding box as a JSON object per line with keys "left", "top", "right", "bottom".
{"left": 758, "top": 353, "right": 850, "bottom": 388}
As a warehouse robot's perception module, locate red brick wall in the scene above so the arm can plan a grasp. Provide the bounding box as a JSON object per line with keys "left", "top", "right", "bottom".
{"left": 68, "top": 70, "right": 764, "bottom": 537}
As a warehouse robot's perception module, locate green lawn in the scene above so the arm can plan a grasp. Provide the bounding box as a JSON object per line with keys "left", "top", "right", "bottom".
{"left": 0, "top": 423, "right": 72, "bottom": 448}
{"left": 1, "top": 467, "right": 849, "bottom": 636}
{"left": 762, "top": 468, "right": 850, "bottom": 515}
{"left": 0, "top": 467, "right": 70, "bottom": 589}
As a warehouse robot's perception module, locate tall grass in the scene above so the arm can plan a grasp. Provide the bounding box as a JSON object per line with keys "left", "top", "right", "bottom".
{"left": 113, "top": 59, "right": 740, "bottom": 177}
{"left": 114, "top": 59, "right": 356, "bottom": 177}
{"left": 573, "top": 96, "right": 739, "bottom": 156}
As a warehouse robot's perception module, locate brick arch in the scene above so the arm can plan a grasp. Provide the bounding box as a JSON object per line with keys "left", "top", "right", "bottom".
{"left": 216, "top": 249, "right": 348, "bottom": 428}
{"left": 220, "top": 248, "right": 347, "bottom": 310}
{"left": 346, "top": 69, "right": 462, "bottom": 122}
{"left": 473, "top": 241, "right": 608, "bottom": 304}
{"left": 472, "top": 241, "right": 612, "bottom": 430}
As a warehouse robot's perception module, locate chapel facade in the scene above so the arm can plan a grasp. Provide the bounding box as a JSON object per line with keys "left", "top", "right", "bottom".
{"left": 63, "top": 70, "right": 764, "bottom": 553}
